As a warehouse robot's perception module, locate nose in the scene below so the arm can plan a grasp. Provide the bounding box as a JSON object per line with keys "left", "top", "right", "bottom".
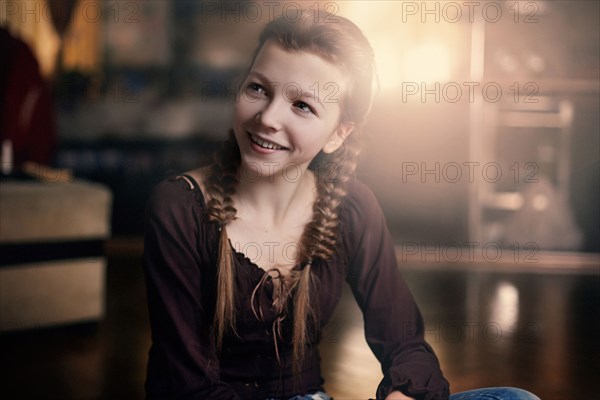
{"left": 255, "top": 99, "right": 284, "bottom": 132}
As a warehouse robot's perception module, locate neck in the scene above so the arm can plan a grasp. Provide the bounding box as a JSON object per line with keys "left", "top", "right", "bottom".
{"left": 234, "top": 164, "right": 316, "bottom": 228}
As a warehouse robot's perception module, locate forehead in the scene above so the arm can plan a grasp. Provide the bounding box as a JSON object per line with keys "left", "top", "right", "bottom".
{"left": 250, "top": 40, "right": 348, "bottom": 100}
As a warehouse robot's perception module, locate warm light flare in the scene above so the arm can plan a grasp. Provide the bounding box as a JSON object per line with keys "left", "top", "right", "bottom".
{"left": 490, "top": 281, "right": 520, "bottom": 332}
{"left": 339, "top": 2, "right": 457, "bottom": 89}
{"left": 403, "top": 41, "right": 452, "bottom": 83}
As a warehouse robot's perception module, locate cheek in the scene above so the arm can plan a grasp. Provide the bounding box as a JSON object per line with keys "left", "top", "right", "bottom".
{"left": 232, "top": 103, "right": 249, "bottom": 140}
{"left": 234, "top": 94, "right": 257, "bottom": 121}
{"left": 233, "top": 99, "right": 247, "bottom": 124}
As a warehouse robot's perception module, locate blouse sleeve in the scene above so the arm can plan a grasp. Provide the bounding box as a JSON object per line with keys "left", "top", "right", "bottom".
{"left": 143, "top": 179, "right": 242, "bottom": 400}
{"left": 343, "top": 181, "right": 450, "bottom": 400}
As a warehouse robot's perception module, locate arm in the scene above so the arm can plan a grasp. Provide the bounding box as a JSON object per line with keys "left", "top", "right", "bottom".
{"left": 343, "top": 182, "right": 450, "bottom": 400}
{"left": 143, "top": 179, "right": 241, "bottom": 400}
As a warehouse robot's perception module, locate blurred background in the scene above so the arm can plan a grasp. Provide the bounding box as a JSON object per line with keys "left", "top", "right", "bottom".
{"left": 0, "top": 1, "right": 598, "bottom": 399}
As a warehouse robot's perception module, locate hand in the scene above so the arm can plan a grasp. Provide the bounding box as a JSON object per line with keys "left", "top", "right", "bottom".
{"left": 385, "top": 390, "right": 415, "bottom": 400}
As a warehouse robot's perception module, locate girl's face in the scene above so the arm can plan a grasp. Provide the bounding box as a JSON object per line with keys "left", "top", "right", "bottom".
{"left": 233, "top": 40, "right": 354, "bottom": 180}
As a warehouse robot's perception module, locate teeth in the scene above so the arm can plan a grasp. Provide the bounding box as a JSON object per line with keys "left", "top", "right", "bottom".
{"left": 250, "top": 134, "right": 284, "bottom": 150}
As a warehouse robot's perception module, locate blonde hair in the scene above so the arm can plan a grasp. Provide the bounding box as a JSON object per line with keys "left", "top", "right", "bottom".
{"left": 205, "top": 9, "right": 377, "bottom": 377}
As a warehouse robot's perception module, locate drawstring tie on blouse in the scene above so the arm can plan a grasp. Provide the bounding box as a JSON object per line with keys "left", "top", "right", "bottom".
{"left": 250, "top": 260, "right": 312, "bottom": 367}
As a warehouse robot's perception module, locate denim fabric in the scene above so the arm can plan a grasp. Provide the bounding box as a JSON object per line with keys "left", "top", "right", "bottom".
{"left": 450, "top": 387, "right": 541, "bottom": 400}
{"left": 266, "top": 391, "right": 331, "bottom": 400}
{"left": 268, "top": 387, "right": 539, "bottom": 400}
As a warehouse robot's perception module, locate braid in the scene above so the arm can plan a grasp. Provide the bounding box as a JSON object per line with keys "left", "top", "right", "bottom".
{"left": 206, "top": 134, "right": 240, "bottom": 225}
{"left": 291, "top": 140, "right": 361, "bottom": 376}
{"left": 302, "top": 140, "right": 361, "bottom": 259}
{"left": 204, "top": 132, "right": 241, "bottom": 349}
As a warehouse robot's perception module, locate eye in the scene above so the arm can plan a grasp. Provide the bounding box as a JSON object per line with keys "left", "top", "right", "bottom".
{"left": 294, "top": 101, "right": 315, "bottom": 115}
{"left": 246, "top": 82, "right": 267, "bottom": 98}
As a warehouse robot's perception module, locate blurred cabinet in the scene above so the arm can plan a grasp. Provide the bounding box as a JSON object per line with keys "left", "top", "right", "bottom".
{"left": 467, "top": 1, "right": 597, "bottom": 250}
{"left": 0, "top": 180, "right": 112, "bottom": 332}
{"left": 475, "top": 96, "right": 582, "bottom": 249}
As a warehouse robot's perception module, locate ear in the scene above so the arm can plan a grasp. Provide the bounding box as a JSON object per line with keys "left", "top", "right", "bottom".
{"left": 322, "top": 122, "right": 355, "bottom": 154}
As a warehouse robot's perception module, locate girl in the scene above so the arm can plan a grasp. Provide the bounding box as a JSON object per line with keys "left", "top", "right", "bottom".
{"left": 143, "top": 9, "right": 540, "bottom": 400}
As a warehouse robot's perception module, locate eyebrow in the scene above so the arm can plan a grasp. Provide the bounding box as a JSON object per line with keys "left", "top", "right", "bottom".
{"left": 248, "top": 71, "right": 270, "bottom": 83}
{"left": 300, "top": 91, "right": 323, "bottom": 106}
{"left": 247, "top": 71, "right": 326, "bottom": 109}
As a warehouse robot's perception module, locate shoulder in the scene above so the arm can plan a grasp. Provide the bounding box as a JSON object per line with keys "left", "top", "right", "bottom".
{"left": 183, "top": 166, "right": 212, "bottom": 201}
{"left": 337, "top": 179, "right": 394, "bottom": 276}
{"left": 146, "top": 173, "right": 207, "bottom": 223}
{"left": 341, "top": 178, "right": 384, "bottom": 221}
{"left": 338, "top": 178, "right": 388, "bottom": 247}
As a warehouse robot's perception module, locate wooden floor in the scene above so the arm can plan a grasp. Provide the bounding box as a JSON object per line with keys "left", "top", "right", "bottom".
{"left": 1, "top": 240, "right": 598, "bottom": 400}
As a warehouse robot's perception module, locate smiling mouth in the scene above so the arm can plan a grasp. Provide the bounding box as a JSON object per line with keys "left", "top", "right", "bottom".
{"left": 248, "top": 132, "right": 288, "bottom": 150}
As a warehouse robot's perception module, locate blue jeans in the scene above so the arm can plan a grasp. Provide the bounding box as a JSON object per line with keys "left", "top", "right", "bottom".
{"left": 280, "top": 387, "right": 540, "bottom": 400}
{"left": 450, "top": 387, "right": 541, "bottom": 400}
{"left": 286, "top": 392, "right": 330, "bottom": 400}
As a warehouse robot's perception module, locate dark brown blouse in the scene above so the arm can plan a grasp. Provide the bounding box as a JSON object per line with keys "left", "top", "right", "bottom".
{"left": 143, "top": 175, "right": 450, "bottom": 400}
